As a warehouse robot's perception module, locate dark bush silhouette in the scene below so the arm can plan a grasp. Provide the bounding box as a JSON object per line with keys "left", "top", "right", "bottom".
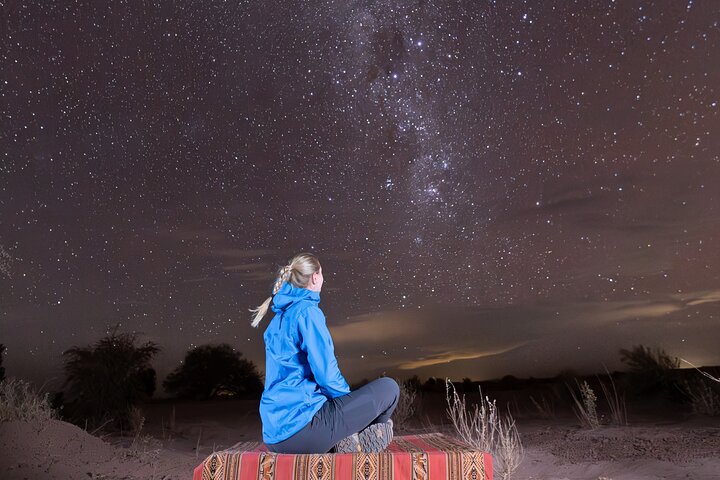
{"left": 462, "top": 377, "right": 474, "bottom": 393}
{"left": 620, "top": 345, "right": 679, "bottom": 372}
{"left": 406, "top": 375, "right": 422, "bottom": 393}
{"left": 138, "top": 367, "right": 157, "bottom": 397}
{"left": 62, "top": 327, "right": 159, "bottom": 430}
{"left": 619, "top": 344, "right": 681, "bottom": 399}
{"left": 163, "top": 344, "right": 263, "bottom": 399}
{"left": 0, "top": 343, "right": 5, "bottom": 383}
{"left": 423, "top": 376, "right": 443, "bottom": 392}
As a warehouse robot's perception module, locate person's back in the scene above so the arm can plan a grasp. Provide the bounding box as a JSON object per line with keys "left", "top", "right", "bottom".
{"left": 259, "top": 281, "right": 350, "bottom": 444}
{"left": 250, "top": 253, "right": 399, "bottom": 454}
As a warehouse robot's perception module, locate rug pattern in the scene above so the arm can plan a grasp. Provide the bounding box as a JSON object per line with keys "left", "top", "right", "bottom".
{"left": 194, "top": 433, "right": 492, "bottom": 480}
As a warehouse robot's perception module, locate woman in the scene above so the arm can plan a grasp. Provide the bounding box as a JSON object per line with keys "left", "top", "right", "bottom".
{"left": 250, "top": 252, "right": 399, "bottom": 454}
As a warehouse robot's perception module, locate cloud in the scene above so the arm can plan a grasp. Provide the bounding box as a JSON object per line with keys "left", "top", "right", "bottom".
{"left": 331, "top": 312, "right": 419, "bottom": 344}
{"left": 582, "top": 301, "right": 682, "bottom": 324}
{"left": 329, "top": 289, "right": 720, "bottom": 381}
{"left": 681, "top": 289, "right": 720, "bottom": 307}
{"left": 397, "top": 343, "right": 529, "bottom": 370}
{"left": 578, "top": 290, "right": 720, "bottom": 325}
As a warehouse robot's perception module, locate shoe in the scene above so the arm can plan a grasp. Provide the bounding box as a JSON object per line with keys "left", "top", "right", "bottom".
{"left": 358, "top": 419, "right": 393, "bottom": 453}
{"left": 333, "top": 432, "right": 361, "bottom": 453}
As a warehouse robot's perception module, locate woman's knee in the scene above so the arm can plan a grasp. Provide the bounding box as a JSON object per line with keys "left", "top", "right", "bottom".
{"left": 374, "top": 377, "right": 400, "bottom": 399}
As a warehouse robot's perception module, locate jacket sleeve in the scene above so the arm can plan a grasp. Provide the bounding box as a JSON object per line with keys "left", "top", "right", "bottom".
{"left": 298, "top": 307, "right": 351, "bottom": 398}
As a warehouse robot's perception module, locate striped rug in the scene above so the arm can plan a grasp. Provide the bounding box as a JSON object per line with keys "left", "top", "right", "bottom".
{"left": 193, "top": 433, "right": 492, "bottom": 480}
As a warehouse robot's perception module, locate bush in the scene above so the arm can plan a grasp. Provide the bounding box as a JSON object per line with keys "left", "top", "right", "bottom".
{"left": 568, "top": 380, "right": 600, "bottom": 429}
{"left": 0, "top": 377, "right": 56, "bottom": 424}
{"left": 681, "top": 379, "right": 720, "bottom": 416}
{"left": 62, "top": 327, "right": 159, "bottom": 431}
{"left": 391, "top": 377, "right": 417, "bottom": 431}
{"left": 620, "top": 345, "right": 681, "bottom": 399}
{"left": 406, "top": 375, "right": 422, "bottom": 393}
{"left": 678, "top": 359, "right": 720, "bottom": 416}
{"left": 620, "top": 345, "right": 679, "bottom": 372}
{"left": 163, "top": 344, "right": 263, "bottom": 399}
{"left": 446, "top": 379, "right": 523, "bottom": 480}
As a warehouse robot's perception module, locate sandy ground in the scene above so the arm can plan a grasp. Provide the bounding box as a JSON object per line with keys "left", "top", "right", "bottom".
{"left": 1, "top": 394, "right": 719, "bottom": 480}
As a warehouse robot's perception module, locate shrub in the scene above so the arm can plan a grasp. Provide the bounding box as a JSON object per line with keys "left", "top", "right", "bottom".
{"left": 406, "top": 375, "right": 422, "bottom": 393}
{"left": 678, "top": 359, "right": 720, "bottom": 416}
{"left": 681, "top": 378, "right": 720, "bottom": 416}
{"left": 62, "top": 327, "right": 159, "bottom": 431}
{"left": 461, "top": 377, "right": 474, "bottom": 393}
{"left": 0, "top": 377, "right": 56, "bottom": 424}
{"left": 392, "top": 378, "right": 417, "bottom": 431}
{"left": 620, "top": 345, "right": 680, "bottom": 398}
{"left": 423, "top": 376, "right": 443, "bottom": 392}
{"left": 568, "top": 380, "right": 600, "bottom": 429}
{"left": 620, "top": 344, "right": 679, "bottom": 371}
{"left": 163, "top": 344, "right": 262, "bottom": 399}
{"left": 446, "top": 379, "right": 523, "bottom": 480}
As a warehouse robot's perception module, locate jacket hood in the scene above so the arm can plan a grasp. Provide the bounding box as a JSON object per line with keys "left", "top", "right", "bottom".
{"left": 271, "top": 282, "right": 320, "bottom": 313}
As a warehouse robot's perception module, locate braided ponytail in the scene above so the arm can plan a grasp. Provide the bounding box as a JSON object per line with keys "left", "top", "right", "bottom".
{"left": 249, "top": 253, "right": 321, "bottom": 328}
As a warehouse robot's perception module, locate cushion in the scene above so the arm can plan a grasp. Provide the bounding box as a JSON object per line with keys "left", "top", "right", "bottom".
{"left": 193, "top": 433, "right": 492, "bottom": 480}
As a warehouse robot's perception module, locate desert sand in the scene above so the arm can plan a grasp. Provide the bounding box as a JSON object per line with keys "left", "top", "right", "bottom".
{"left": 1, "top": 392, "right": 719, "bottom": 480}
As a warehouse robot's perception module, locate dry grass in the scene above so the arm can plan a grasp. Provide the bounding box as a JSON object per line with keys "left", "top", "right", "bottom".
{"left": 124, "top": 434, "right": 163, "bottom": 461}
{"left": 598, "top": 368, "right": 627, "bottom": 426}
{"left": 529, "top": 394, "right": 555, "bottom": 419}
{"left": 445, "top": 379, "right": 523, "bottom": 480}
{"left": 568, "top": 380, "right": 600, "bottom": 429}
{"left": 392, "top": 377, "right": 417, "bottom": 432}
{"left": 128, "top": 405, "right": 146, "bottom": 436}
{"left": 681, "top": 379, "right": 720, "bottom": 416}
{"left": 679, "top": 359, "right": 720, "bottom": 416}
{"left": 0, "top": 377, "right": 56, "bottom": 425}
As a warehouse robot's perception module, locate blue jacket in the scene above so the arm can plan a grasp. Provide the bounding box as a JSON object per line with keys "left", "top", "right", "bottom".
{"left": 260, "top": 282, "right": 351, "bottom": 444}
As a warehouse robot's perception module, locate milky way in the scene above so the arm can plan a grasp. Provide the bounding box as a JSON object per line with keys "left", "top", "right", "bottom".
{"left": 2, "top": 1, "right": 719, "bottom": 387}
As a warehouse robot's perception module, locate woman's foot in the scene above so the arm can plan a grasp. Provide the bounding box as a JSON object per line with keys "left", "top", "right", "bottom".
{"left": 333, "top": 420, "right": 394, "bottom": 453}
{"left": 333, "top": 432, "right": 361, "bottom": 453}
{"left": 357, "top": 419, "right": 393, "bottom": 453}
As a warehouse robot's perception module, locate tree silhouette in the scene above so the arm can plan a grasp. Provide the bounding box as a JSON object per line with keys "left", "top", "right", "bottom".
{"left": 406, "top": 374, "right": 422, "bottom": 393}
{"left": 619, "top": 344, "right": 681, "bottom": 398}
{"left": 462, "top": 377, "right": 474, "bottom": 393}
{"left": 423, "top": 377, "right": 442, "bottom": 392}
{"left": 163, "top": 344, "right": 263, "bottom": 399}
{"left": 137, "top": 367, "right": 157, "bottom": 397}
{"left": 62, "top": 327, "right": 159, "bottom": 430}
{"left": 620, "top": 345, "right": 679, "bottom": 372}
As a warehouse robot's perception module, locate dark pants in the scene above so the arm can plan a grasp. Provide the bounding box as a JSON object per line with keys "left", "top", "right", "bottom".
{"left": 266, "top": 377, "right": 400, "bottom": 454}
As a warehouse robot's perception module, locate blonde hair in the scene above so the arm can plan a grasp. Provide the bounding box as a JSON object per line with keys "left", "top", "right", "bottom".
{"left": 249, "top": 252, "right": 321, "bottom": 328}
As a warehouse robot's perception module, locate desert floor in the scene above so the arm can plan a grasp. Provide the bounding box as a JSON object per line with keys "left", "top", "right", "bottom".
{"left": 1, "top": 391, "right": 719, "bottom": 480}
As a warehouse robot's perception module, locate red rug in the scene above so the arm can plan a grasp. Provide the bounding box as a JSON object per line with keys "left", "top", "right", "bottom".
{"left": 192, "top": 433, "right": 492, "bottom": 480}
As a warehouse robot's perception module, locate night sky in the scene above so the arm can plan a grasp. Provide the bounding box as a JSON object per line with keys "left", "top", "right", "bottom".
{"left": 2, "top": 1, "right": 719, "bottom": 392}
